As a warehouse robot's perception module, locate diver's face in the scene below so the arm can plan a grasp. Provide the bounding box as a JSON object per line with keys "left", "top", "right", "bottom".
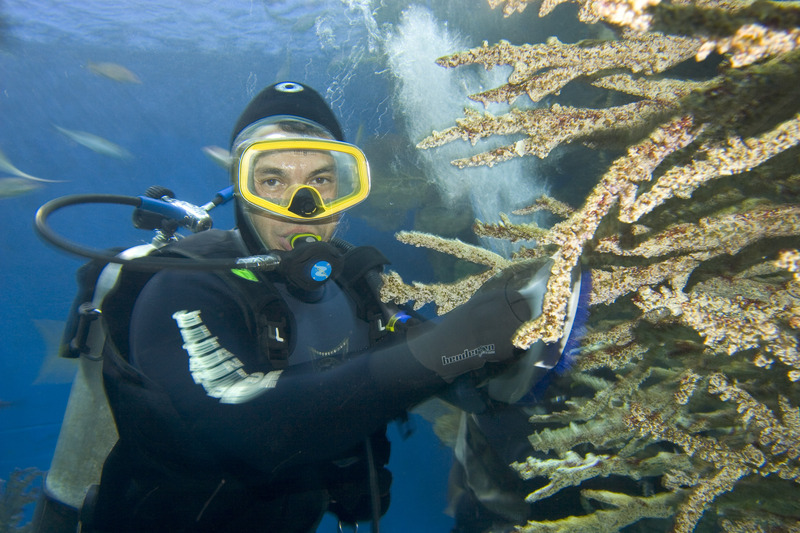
{"left": 248, "top": 150, "right": 339, "bottom": 251}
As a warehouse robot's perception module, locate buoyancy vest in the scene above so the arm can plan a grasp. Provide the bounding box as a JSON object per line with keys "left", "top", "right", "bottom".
{"left": 68, "top": 230, "right": 400, "bottom": 531}
{"left": 96, "top": 230, "right": 395, "bottom": 368}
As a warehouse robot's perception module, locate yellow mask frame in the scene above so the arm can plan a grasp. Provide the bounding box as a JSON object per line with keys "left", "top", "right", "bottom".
{"left": 237, "top": 138, "right": 370, "bottom": 221}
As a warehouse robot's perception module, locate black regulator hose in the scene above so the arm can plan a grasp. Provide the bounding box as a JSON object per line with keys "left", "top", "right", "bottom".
{"left": 34, "top": 193, "right": 280, "bottom": 272}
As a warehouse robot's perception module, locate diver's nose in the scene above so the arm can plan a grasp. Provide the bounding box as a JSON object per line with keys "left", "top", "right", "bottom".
{"left": 288, "top": 187, "right": 323, "bottom": 217}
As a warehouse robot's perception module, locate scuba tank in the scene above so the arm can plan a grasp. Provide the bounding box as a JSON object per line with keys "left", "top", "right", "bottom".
{"left": 32, "top": 186, "right": 234, "bottom": 531}
{"left": 32, "top": 245, "right": 157, "bottom": 532}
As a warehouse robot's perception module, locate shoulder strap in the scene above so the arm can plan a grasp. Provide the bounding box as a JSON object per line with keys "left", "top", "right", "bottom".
{"left": 337, "top": 246, "right": 390, "bottom": 292}
{"left": 61, "top": 244, "right": 159, "bottom": 360}
{"left": 334, "top": 243, "right": 395, "bottom": 344}
{"left": 220, "top": 270, "right": 294, "bottom": 369}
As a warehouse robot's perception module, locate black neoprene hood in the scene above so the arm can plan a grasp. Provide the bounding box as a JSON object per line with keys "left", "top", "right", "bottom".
{"left": 229, "top": 81, "right": 345, "bottom": 147}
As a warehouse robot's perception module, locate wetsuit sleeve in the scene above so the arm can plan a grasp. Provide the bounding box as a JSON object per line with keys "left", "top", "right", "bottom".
{"left": 128, "top": 270, "right": 446, "bottom": 475}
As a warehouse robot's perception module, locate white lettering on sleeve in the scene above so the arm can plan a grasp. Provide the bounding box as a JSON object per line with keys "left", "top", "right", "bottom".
{"left": 172, "top": 310, "right": 282, "bottom": 403}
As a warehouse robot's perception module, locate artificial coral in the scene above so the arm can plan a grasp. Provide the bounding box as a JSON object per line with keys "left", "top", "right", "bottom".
{"left": 382, "top": 0, "right": 800, "bottom": 530}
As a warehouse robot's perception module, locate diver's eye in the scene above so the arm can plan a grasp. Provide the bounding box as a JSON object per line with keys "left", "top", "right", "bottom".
{"left": 310, "top": 175, "right": 333, "bottom": 186}
{"left": 254, "top": 176, "right": 286, "bottom": 197}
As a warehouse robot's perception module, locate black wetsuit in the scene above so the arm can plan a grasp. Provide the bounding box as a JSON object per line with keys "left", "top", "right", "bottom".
{"left": 85, "top": 230, "right": 445, "bottom": 532}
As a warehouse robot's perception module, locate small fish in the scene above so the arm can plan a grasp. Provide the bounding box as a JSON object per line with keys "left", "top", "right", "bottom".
{"left": 0, "top": 148, "right": 63, "bottom": 182}
{"left": 86, "top": 61, "right": 141, "bottom": 84}
{"left": 0, "top": 177, "right": 43, "bottom": 198}
{"left": 54, "top": 125, "right": 133, "bottom": 159}
{"left": 202, "top": 145, "right": 232, "bottom": 169}
{"left": 33, "top": 319, "right": 77, "bottom": 385}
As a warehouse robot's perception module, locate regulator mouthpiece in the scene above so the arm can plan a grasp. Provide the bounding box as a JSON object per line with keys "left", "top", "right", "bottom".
{"left": 289, "top": 233, "right": 322, "bottom": 249}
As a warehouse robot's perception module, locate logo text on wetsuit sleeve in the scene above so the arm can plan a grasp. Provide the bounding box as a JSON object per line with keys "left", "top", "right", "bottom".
{"left": 441, "top": 344, "right": 495, "bottom": 366}
{"left": 173, "top": 309, "right": 282, "bottom": 404}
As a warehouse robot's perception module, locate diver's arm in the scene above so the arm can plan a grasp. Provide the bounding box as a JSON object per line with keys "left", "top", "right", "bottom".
{"left": 129, "top": 269, "right": 529, "bottom": 475}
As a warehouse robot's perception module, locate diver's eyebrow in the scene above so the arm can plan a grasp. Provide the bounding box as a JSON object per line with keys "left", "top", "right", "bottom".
{"left": 308, "top": 164, "right": 336, "bottom": 177}
{"left": 254, "top": 165, "right": 287, "bottom": 177}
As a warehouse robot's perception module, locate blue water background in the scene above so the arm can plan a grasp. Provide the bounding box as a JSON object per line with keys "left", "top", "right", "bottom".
{"left": 0, "top": 0, "right": 581, "bottom": 529}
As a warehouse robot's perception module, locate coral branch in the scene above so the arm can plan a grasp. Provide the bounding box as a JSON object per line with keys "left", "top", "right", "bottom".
{"left": 598, "top": 205, "right": 800, "bottom": 258}
{"left": 591, "top": 73, "right": 714, "bottom": 102}
{"left": 673, "top": 464, "right": 750, "bottom": 533}
{"left": 625, "top": 403, "right": 760, "bottom": 532}
{"left": 634, "top": 284, "right": 800, "bottom": 379}
{"left": 434, "top": 34, "right": 700, "bottom": 106}
{"left": 380, "top": 270, "right": 497, "bottom": 314}
{"left": 589, "top": 255, "right": 702, "bottom": 306}
{"left": 516, "top": 490, "right": 684, "bottom": 533}
{"left": 619, "top": 115, "right": 800, "bottom": 223}
{"left": 512, "top": 195, "right": 575, "bottom": 217}
{"left": 698, "top": 23, "right": 800, "bottom": 67}
{"left": 394, "top": 230, "right": 511, "bottom": 269}
{"left": 0, "top": 467, "right": 42, "bottom": 531}
{"left": 708, "top": 373, "right": 800, "bottom": 463}
{"left": 419, "top": 101, "right": 672, "bottom": 167}
{"left": 474, "top": 213, "right": 551, "bottom": 243}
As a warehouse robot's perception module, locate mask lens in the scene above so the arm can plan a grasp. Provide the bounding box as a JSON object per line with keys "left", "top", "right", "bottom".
{"left": 238, "top": 139, "right": 369, "bottom": 220}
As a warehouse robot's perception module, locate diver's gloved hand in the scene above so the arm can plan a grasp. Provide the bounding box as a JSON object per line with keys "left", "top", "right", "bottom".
{"left": 406, "top": 265, "right": 543, "bottom": 382}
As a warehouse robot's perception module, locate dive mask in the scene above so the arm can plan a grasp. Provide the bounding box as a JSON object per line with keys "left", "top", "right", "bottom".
{"left": 234, "top": 120, "right": 370, "bottom": 221}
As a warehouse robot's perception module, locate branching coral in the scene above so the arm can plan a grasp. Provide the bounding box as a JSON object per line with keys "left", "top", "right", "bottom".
{"left": 385, "top": 0, "right": 800, "bottom": 531}
{"left": 0, "top": 468, "right": 42, "bottom": 533}
{"left": 514, "top": 490, "right": 686, "bottom": 533}
{"left": 431, "top": 33, "right": 700, "bottom": 106}
{"left": 380, "top": 231, "right": 510, "bottom": 312}
{"left": 417, "top": 35, "right": 702, "bottom": 167}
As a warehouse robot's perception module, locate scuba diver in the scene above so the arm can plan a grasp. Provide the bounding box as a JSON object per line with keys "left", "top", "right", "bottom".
{"left": 30, "top": 80, "right": 570, "bottom": 533}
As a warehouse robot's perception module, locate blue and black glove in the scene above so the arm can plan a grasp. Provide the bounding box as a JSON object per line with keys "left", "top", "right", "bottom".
{"left": 406, "top": 260, "right": 553, "bottom": 383}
